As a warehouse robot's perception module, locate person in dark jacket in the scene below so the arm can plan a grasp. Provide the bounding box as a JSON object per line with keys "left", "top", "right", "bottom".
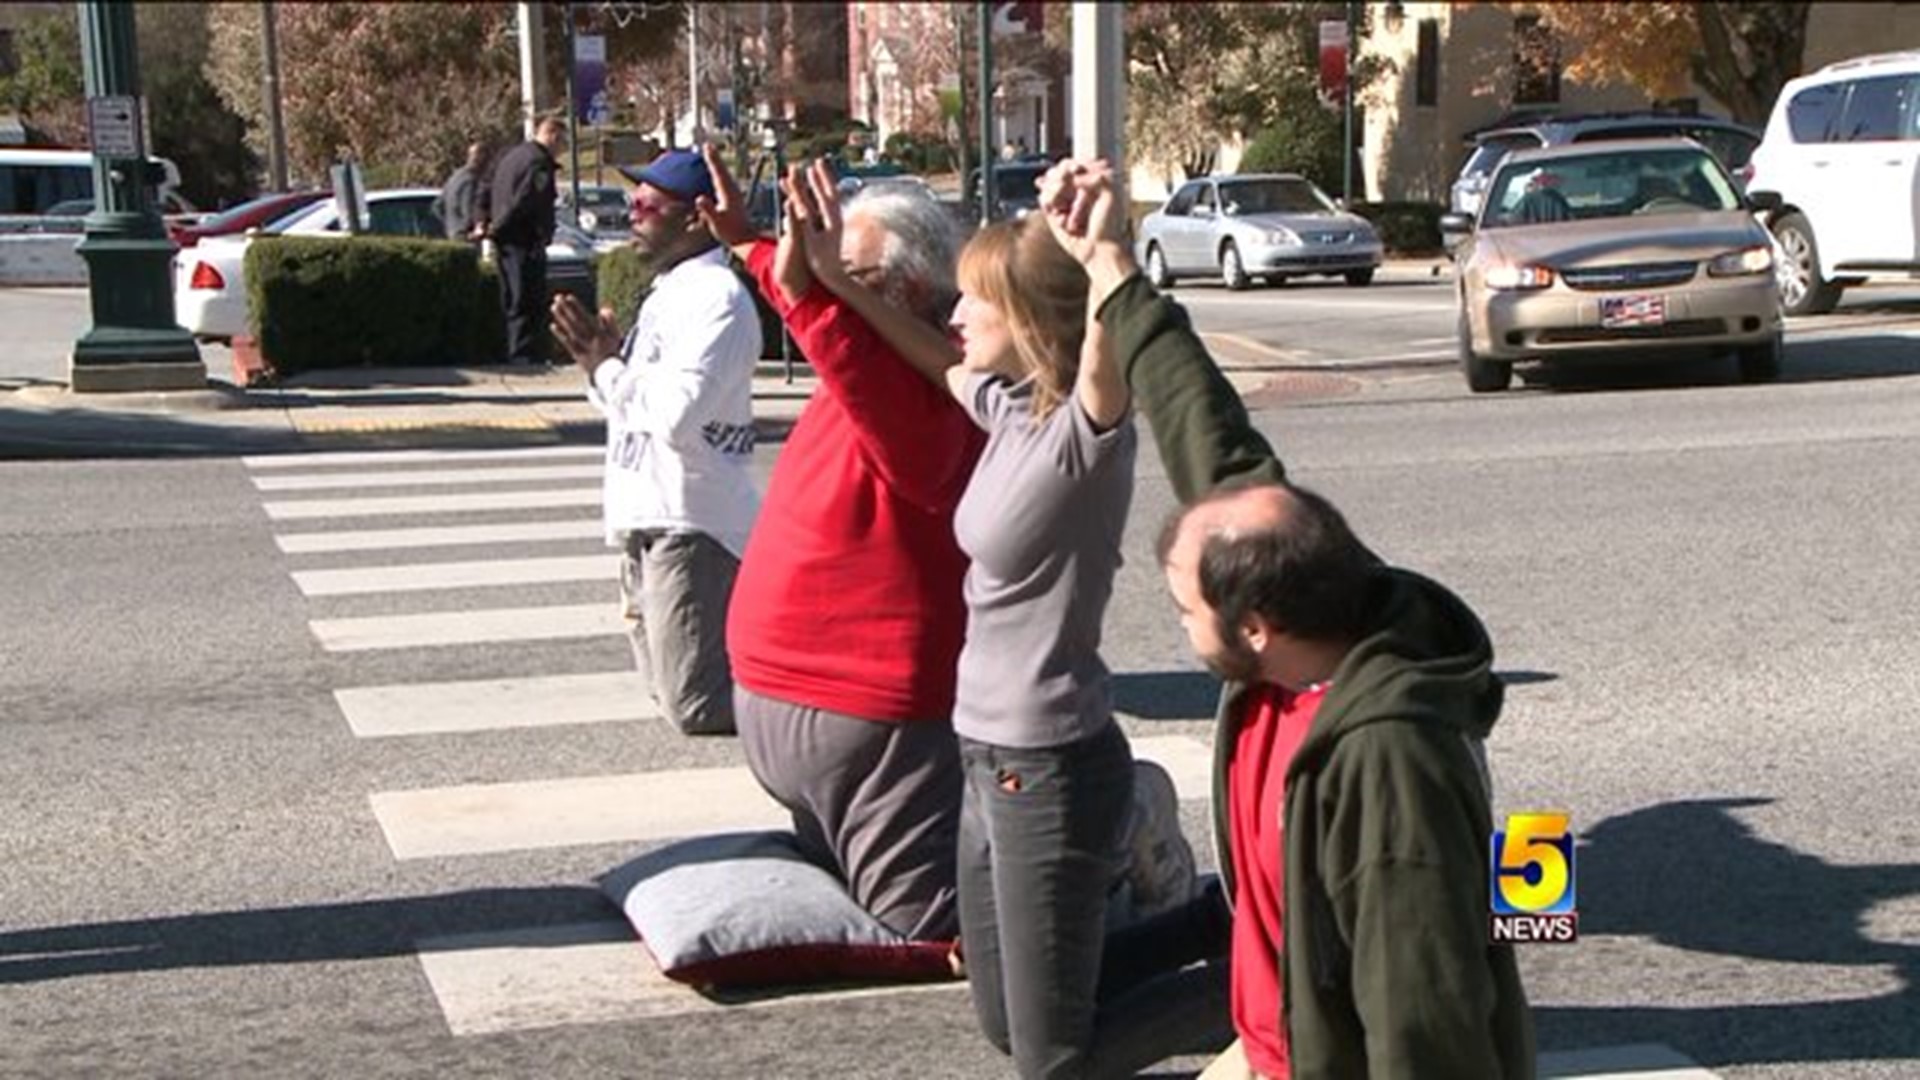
{"left": 487, "top": 117, "right": 566, "bottom": 365}
{"left": 434, "top": 141, "right": 488, "bottom": 243}
{"left": 1037, "top": 158, "right": 1536, "bottom": 1080}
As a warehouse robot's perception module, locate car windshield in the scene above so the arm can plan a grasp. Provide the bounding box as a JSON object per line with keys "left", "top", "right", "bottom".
{"left": 1463, "top": 134, "right": 1543, "bottom": 180}
{"left": 1482, "top": 148, "right": 1741, "bottom": 228}
{"left": 1218, "top": 178, "right": 1336, "bottom": 215}
{"left": 197, "top": 192, "right": 309, "bottom": 230}
{"left": 263, "top": 200, "right": 329, "bottom": 233}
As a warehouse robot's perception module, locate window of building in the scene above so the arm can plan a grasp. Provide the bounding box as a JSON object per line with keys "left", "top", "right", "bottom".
{"left": 1415, "top": 19, "right": 1440, "bottom": 107}
{"left": 1512, "top": 15, "right": 1560, "bottom": 105}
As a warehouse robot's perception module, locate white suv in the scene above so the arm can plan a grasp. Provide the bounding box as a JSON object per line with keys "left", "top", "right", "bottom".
{"left": 1746, "top": 50, "right": 1920, "bottom": 314}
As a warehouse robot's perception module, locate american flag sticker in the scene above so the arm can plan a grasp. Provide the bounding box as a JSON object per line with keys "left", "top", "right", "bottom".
{"left": 1601, "top": 294, "right": 1667, "bottom": 328}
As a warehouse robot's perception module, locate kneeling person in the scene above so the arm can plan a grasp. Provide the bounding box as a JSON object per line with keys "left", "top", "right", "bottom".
{"left": 553, "top": 150, "right": 762, "bottom": 735}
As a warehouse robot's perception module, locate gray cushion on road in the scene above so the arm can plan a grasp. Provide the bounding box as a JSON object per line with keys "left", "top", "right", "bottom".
{"left": 598, "top": 830, "right": 956, "bottom": 989}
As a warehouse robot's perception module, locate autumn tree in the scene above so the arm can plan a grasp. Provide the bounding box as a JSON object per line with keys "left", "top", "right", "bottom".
{"left": 208, "top": 3, "right": 522, "bottom": 189}
{"left": 1511, "top": 2, "right": 1812, "bottom": 126}
{"left": 1126, "top": 3, "right": 1386, "bottom": 185}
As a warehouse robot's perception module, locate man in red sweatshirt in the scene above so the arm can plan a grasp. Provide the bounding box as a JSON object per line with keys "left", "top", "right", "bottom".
{"left": 695, "top": 146, "right": 983, "bottom": 943}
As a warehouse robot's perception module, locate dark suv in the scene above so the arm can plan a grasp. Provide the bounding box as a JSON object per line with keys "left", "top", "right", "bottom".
{"left": 1451, "top": 111, "right": 1762, "bottom": 217}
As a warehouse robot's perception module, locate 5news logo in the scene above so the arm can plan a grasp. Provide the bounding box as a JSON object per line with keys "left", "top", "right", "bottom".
{"left": 1489, "top": 811, "right": 1578, "bottom": 944}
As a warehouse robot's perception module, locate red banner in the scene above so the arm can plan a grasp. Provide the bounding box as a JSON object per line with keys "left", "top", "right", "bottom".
{"left": 1319, "top": 20, "right": 1349, "bottom": 107}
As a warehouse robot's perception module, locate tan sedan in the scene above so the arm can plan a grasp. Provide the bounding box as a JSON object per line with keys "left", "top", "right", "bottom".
{"left": 1442, "top": 139, "right": 1783, "bottom": 393}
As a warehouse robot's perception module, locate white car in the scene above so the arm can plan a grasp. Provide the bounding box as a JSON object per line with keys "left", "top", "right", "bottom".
{"left": 1746, "top": 50, "right": 1920, "bottom": 314}
{"left": 174, "top": 189, "right": 596, "bottom": 342}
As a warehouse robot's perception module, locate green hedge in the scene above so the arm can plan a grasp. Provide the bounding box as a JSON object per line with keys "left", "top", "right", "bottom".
{"left": 1349, "top": 201, "right": 1445, "bottom": 256}
{"left": 596, "top": 245, "right": 655, "bottom": 334}
{"left": 247, "top": 236, "right": 500, "bottom": 374}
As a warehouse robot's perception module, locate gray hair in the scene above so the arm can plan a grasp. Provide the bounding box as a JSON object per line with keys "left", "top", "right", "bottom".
{"left": 843, "top": 187, "right": 960, "bottom": 322}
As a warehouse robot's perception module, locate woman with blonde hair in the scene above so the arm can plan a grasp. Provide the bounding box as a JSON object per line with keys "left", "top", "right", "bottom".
{"left": 780, "top": 159, "right": 1221, "bottom": 1078}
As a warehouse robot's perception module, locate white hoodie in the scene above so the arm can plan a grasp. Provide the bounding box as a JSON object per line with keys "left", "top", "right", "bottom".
{"left": 588, "top": 244, "right": 763, "bottom": 556}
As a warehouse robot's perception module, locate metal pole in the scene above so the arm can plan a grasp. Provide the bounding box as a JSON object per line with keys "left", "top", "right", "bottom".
{"left": 71, "top": 0, "right": 201, "bottom": 391}
{"left": 977, "top": 1, "right": 994, "bottom": 226}
{"left": 517, "top": 2, "right": 543, "bottom": 141}
{"left": 565, "top": 3, "right": 581, "bottom": 226}
{"left": 1343, "top": 0, "right": 1357, "bottom": 205}
{"left": 688, "top": 5, "right": 700, "bottom": 145}
{"left": 1070, "top": 1, "right": 1126, "bottom": 174}
{"left": 261, "top": 1, "right": 289, "bottom": 192}
{"left": 953, "top": 3, "right": 968, "bottom": 184}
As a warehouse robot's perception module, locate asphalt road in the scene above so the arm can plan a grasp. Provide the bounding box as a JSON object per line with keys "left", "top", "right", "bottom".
{"left": 3, "top": 282, "right": 1919, "bottom": 1078}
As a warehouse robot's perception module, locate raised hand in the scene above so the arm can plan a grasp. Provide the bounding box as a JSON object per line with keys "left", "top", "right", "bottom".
{"left": 551, "top": 293, "right": 623, "bottom": 374}
{"left": 796, "top": 159, "right": 854, "bottom": 291}
{"left": 692, "top": 142, "right": 757, "bottom": 252}
{"left": 1037, "top": 157, "right": 1127, "bottom": 266}
{"left": 771, "top": 162, "right": 816, "bottom": 304}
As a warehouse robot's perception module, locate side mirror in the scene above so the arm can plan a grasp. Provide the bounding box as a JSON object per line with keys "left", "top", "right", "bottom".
{"left": 1746, "top": 190, "right": 1783, "bottom": 214}
{"left": 1438, "top": 212, "right": 1475, "bottom": 236}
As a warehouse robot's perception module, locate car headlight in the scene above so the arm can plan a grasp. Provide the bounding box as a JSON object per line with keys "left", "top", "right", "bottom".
{"left": 1707, "top": 245, "right": 1773, "bottom": 277}
{"left": 1263, "top": 226, "right": 1299, "bottom": 244}
{"left": 1484, "top": 264, "right": 1554, "bottom": 290}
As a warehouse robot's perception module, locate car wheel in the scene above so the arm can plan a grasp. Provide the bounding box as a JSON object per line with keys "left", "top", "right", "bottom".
{"left": 1459, "top": 310, "right": 1511, "bottom": 393}
{"left": 1344, "top": 268, "right": 1375, "bottom": 287}
{"left": 1772, "top": 212, "right": 1843, "bottom": 316}
{"left": 1145, "top": 243, "right": 1173, "bottom": 289}
{"left": 1737, "top": 333, "right": 1783, "bottom": 383}
{"left": 1220, "top": 241, "right": 1251, "bottom": 291}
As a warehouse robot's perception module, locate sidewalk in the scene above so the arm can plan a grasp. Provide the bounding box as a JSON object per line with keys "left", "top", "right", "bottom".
{"left": 0, "top": 361, "right": 817, "bottom": 459}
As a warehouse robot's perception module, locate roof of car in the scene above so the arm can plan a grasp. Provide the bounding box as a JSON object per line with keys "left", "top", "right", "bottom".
{"left": 1213, "top": 173, "right": 1308, "bottom": 182}
{"left": 1464, "top": 110, "right": 1758, "bottom": 145}
{"left": 1499, "top": 136, "right": 1714, "bottom": 165}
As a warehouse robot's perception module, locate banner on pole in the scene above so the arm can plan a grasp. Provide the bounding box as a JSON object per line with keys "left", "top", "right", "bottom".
{"left": 716, "top": 87, "right": 735, "bottom": 132}
{"left": 992, "top": 1, "right": 1043, "bottom": 38}
{"left": 1318, "top": 20, "right": 1348, "bottom": 108}
{"left": 575, "top": 34, "right": 610, "bottom": 126}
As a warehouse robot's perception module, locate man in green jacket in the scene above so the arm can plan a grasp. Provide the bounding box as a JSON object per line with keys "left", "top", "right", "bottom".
{"left": 1038, "top": 158, "right": 1535, "bottom": 1079}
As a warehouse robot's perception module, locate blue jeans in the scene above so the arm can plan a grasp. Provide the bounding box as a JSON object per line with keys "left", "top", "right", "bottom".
{"left": 958, "top": 724, "right": 1232, "bottom": 1079}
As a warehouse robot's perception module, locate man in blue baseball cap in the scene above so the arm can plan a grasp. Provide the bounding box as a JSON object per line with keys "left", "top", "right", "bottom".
{"left": 551, "top": 147, "right": 763, "bottom": 736}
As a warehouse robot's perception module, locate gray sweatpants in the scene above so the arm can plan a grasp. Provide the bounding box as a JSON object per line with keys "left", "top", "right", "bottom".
{"left": 734, "top": 685, "right": 962, "bottom": 942}
{"left": 619, "top": 530, "right": 738, "bottom": 736}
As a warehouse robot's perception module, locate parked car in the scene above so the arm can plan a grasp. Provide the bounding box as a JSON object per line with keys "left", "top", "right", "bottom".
{"left": 967, "top": 158, "right": 1052, "bottom": 218}
{"left": 1451, "top": 111, "right": 1762, "bottom": 219}
{"left": 1442, "top": 138, "right": 1782, "bottom": 393}
{"left": 558, "top": 182, "right": 631, "bottom": 251}
{"left": 175, "top": 189, "right": 595, "bottom": 343}
{"left": 169, "top": 190, "right": 331, "bottom": 248}
{"left": 1137, "top": 173, "right": 1383, "bottom": 290}
{"left": 1745, "top": 49, "right": 1920, "bottom": 315}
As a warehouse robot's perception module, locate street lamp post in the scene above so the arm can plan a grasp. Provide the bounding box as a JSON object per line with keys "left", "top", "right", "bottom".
{"left": 70, "top": 0, "right": 202, "bottom": 393}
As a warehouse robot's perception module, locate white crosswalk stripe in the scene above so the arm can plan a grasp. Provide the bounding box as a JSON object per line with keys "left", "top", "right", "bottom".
{"left": 244, "top": 445, "right": 602, "bottom": 469}
{"left": 292, "top": 554, "right": 619, "bottom": 596}
{"left": 263, "top": 487, "right": 601, "bottom": 520}
{"left": 369, "top": 734, "right": 1214, "bottom": 861}
{"left": 253, "top": 463, "right": 605, "bottom": 492}
{"left": 246, "top": 445, "right": 1712, "bottom": 1075}
{"left": 275, "top": 518, "right": 603, "bottom": 554}
{"left": 335, "top": 671, "right": 653, "bottom": 737}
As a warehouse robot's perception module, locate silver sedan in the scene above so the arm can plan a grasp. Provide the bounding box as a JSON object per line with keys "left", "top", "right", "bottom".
{"left": 1136, "top": 173, "right": 1383, "bottom": 290}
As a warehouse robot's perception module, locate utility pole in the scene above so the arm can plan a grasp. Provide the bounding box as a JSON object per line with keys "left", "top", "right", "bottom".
{"left": 564, "top": 2, "right": 582, "bottom": 224}
{"left": 260, "top": 1, "right": 289, "bottom": 192}
{"left": 70, "top": 1, "right": 201, "bottom": 392}
{"left": 1343, "top": 0, "right": 1358, "bottom": 205}
{"left": 688, "top": 6, "right": 701, "bottom": 145}
{"left": 516, "top": 1, "right": 544, "bottom": 141}
{"left": 977, "top": 1, "right": 994, "bottom": 226}
{"left": 1070, "top": 1, "right": 1125, "bottom": 175}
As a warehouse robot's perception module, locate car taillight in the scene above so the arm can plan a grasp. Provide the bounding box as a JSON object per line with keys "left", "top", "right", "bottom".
{"left": 188, "top": 262, "right": 224, "bottom": 290}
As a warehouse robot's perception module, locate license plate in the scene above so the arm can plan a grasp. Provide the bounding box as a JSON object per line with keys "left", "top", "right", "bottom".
{"left": 1601, "top": 294, "right": 1666, "bottom": 328}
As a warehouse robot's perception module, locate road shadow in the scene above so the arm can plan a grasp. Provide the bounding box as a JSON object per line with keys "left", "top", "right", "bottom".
{"left": 0, "top": 886, "right": 611, "bottom": 984}
{"left": 1113, "top": 671, "right": 1222, "bottom": 721}
{"left": 1112, "top": 668, "right": 1555, "bottom": 721}
{"left": 1516, "top": 334, "right": 1920, "bottom": 394}
{"left": 1535, "top": 798, "right": 1920, "bottom": 1068}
